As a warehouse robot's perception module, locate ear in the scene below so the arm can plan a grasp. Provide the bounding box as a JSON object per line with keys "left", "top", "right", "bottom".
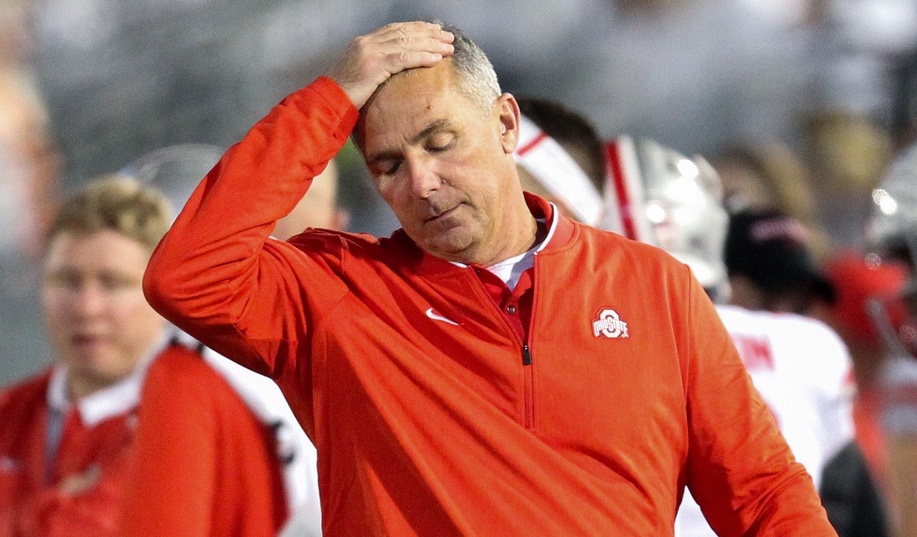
{"left": 496, "top": 93, "right": 521, "bottom": 155}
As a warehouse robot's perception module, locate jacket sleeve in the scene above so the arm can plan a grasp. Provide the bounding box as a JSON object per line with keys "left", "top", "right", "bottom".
{"left": 142, "top": 76, "right": 360, "bottom": 382}
{"left": 679, "top": 275, "right": 837, "bottom": 536}
{"left": 118, "top": 354, "right": 219, "bottom": 537}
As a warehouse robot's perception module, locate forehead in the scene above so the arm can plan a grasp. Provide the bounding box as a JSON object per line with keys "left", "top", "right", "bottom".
{"left": 360, "top": 63, "right": 478, "bottom": 148}
{"left": 45, "top": 230, "right": 151, "bottom": 271}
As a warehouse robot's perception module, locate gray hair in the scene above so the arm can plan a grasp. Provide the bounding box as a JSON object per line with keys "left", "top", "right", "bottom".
{"left": 438, "top": 22, "right": 501, "bottom": 115}
{"left": 353, "top": 22, "right": 501, "bottom": 149}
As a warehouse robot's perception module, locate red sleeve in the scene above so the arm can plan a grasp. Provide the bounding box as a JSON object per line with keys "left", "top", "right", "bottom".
{"left": 142, "top": 77, "right": 359, "bottom": 384}
{"left": 680, "top": 275, "right": 836, "bottom": 535}
{"left": 119, "top": 352, "right": 219, "bottom": 537}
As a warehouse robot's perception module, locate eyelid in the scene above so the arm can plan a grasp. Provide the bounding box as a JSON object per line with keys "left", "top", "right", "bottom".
{"left": 382, "top": 160, "right": 402, "bottom": 176}
{"left": 427, "top": 135, "right": 456, "bottom": 152}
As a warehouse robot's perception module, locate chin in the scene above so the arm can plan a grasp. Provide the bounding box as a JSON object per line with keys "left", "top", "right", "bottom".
{"left": 427, "top": 240, "right": 478, "bottom": 263}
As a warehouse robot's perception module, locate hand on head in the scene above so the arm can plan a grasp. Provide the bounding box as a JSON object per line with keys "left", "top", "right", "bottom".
{"left": 325, "top": 21, "right": 455, "bottom": 109}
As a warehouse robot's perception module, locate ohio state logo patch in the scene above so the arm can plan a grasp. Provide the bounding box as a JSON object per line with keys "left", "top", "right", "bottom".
{"left": 592, "top": 308, "right": 629, "bottom": 339}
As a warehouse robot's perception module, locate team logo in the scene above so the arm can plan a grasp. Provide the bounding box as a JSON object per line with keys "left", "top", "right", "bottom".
{"left": 592, "top": 308, "right": 629, "bottom": 339}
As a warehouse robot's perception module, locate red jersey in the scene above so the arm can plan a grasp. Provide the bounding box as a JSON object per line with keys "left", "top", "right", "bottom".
{"left": 0, "top": 341, "right": 182, "bottom": 537}
{"left": 144, "top": 76, "right": 836, "bottom": 536}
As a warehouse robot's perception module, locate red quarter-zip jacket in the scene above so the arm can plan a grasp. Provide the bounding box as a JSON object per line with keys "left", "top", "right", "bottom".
{"left": 143, "top": 76, "right": 836, "bottom": 536}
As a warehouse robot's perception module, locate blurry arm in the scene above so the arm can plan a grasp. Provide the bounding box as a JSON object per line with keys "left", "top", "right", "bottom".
{"left": 887, "top": 434, "right": 917, "bottom": 537}
{"left": 119, "top": 353, "right": 218, "bottom": 537}
{"left": 681, "top": 277, "right": 836, "bottom": 535}
{"left": 880, "top": 360, "right": 917, "bottom": 537}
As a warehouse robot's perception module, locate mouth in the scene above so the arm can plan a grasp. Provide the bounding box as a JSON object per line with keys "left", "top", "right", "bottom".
{"left": 70, "top": 333, "right": 107, "bottom": 349}
{"left": 425, "top": 204, "right": 461, "bottom": 224}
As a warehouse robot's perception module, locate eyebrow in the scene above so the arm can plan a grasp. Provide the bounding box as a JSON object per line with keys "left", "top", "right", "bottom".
{"left": 365, "top": 119, "right": 452, "bottom": 166}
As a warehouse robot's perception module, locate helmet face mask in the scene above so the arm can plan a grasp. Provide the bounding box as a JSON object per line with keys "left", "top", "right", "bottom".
{"left": 605, "top": 137, "right": 730, "bottom": 302}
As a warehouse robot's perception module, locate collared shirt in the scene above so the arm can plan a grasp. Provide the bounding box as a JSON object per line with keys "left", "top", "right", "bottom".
{"left": 44, "top": 332, "right": 168, "bottom": 480}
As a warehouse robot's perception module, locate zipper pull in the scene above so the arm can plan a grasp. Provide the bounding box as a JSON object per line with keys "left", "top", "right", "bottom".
{"left": 522, "top": 343, "right": 532, "bottom": 365}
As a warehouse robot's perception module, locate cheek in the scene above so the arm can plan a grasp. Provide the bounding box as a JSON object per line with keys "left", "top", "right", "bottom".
{"left": 118, "top": 299, "right": 165, "bottom": 340}
{"left": 376, "top": 179, "right": 411, "bottom": 213}
{"left": 41, "top": 289, "right": 69, "bottom": 323}
{"left": 116, "top": 292, "right": 159, "bottom": 320}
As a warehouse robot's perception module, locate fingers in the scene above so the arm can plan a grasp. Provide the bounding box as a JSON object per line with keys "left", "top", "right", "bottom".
{"left": 326, "top": 21, "right": 455, "bottom": 109}
{"left": 377, "top": 23, "right": 455, "bottom": 67}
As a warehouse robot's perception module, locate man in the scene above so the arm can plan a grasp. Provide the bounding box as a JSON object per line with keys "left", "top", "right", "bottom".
{"left": 517, "top": 99, "right": 878, "bottom": 535}
{"left": 0, "top": 178, "right": 187, "bottom": 536}
{"left": 143, "top": 21, "right": 835, "bottom": 535}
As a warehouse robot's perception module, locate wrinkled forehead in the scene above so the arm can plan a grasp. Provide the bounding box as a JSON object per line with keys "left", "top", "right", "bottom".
{"left": 354, "top": 62, "right": 466, "bottom": 151}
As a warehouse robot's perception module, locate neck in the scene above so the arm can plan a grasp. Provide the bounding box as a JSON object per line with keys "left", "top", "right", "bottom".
{"left": 474, "top": 209, "right": 539, "bottom": 267}
{"left": 66, "top": 372, "right": 110, "bottom": 401}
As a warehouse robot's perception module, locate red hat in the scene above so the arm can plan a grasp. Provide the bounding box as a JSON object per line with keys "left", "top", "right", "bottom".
{"left": 823, "top": 250, "right": 909, "bottom": 347}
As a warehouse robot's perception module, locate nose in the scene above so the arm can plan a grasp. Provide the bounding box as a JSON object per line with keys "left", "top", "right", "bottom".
{"left": 70, "top": 284, "right": 107, "bottom": 317}
{"left": 406, "top": 157, "right": 441, "bottom": 199}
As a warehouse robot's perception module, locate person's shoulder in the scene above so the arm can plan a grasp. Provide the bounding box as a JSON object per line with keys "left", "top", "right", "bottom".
{"left": 0, "top": 368, "right": 53, "bottom": 401}
{"left": 718, "top": 304, "right": 841, "bottom": 339}
{"left": 144, "top": 341, "right": 221, "bottom": 392}
{"left": 0, "top": 369, "right": 53, "bottom": 410}
{"left": 575, "top": 224, "right": 679, "bottom": 261}
{"left": 717, "top": 305, "right": 850, "bottom": 370}
{"left": 765, "top": 310, "right": 845, "bottom": 348}
{"left": 284, "top": 228, "right": 399, "bottom": 257}
{"left": 716, "top": 303, "right": 773, "bottom": 327}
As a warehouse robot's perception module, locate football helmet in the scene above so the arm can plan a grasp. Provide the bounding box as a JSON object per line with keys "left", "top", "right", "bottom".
{"left": 117, "top": 143, "right": 225, "bottom": 220}
{"left": 604, "top": 136, "right": 729, "bottom": 302}
{"left": 866, "top": 143, "right": 917, "bottom": 358}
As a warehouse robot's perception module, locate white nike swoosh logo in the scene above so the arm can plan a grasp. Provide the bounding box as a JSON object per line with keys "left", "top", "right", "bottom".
{"left": 425, "top": 308, "right": 459, "bottom": 326}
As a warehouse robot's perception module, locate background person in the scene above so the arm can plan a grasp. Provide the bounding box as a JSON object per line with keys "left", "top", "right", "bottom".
{"left": 0, "top": 177, "right": 187, "bottom": 536}
{"left": 862, "top": 142, "right": 917, "bottom": 537}
{"left": 116, "top": 145, "right": 330, "bottom": 537}
{"left": 719, "top": 207, "right": 886, "bottom": 537}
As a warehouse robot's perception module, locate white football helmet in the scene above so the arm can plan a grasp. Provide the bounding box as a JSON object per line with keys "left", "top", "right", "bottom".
{"left": 604, "top": 136, "right": 730, "bottom": 303}
{"left": 867, "top": 143, "right": 917, "bottom": 267}
{"left": 866, "top": 143, "right": 917, "bottom": 358}
{"left": 117, "top": 143, "right": 225, "bottom": 221}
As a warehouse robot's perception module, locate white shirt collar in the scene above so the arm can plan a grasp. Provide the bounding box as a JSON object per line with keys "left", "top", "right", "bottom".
{"left": 47, "top": 331, "right": 170, "bottom": 426}
{"left": 450, "top": 201, "right": 559, "bottom": 271}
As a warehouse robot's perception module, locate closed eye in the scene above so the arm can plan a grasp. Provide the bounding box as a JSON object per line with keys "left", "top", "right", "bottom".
{"left": 426, "top": 133, "right": 456, "bottom": 154}
{"left": 374, "top": 159, "right": 402, "bottom": 177}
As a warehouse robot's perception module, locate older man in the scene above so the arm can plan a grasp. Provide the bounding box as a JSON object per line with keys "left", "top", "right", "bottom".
{"left": 143, "top": 21, "right": 836, "bottom": 536}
